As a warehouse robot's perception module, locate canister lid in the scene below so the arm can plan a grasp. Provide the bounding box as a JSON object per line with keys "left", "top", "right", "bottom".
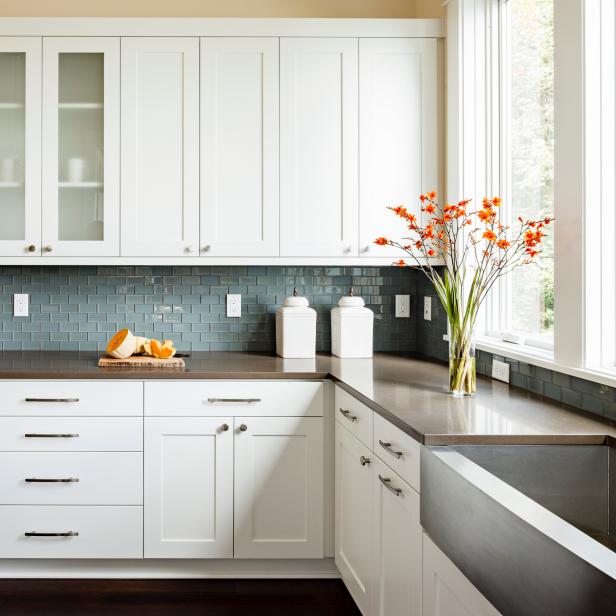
{"left": 283, "top": 288, "right": 310, "bottom": 308}
{"left": 337, "top": 287, "right": 365, "bottom": 308}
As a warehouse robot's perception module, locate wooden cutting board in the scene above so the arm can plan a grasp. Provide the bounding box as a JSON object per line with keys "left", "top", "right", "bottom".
{"left": 98, "top": 355, "right": 185, "bottom": 368}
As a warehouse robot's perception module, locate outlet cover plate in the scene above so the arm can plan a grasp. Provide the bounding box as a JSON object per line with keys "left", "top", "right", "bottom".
{"left": 395, "top": 294, "right": 410, "bottom": 318}
{"left": 13, "top": 293, "right": 28, "bottom": 317}
{"left": 423, "top": 296, "right": 432, "bottom": 321}
{"left": 226, "top": 294, "right": 241, "bottom": 318}
{"left": 492, "top": 359, "right": 510, "bottom": 383}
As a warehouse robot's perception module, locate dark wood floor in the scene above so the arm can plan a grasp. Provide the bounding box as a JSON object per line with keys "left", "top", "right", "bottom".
{"left": 0, "top": 579, "right": 360, "bottom": 616}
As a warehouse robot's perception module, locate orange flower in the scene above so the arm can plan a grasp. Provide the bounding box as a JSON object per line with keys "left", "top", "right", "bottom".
{"left": 427, "top": 249, "right": 436, "bottom": 257}
{"left": 478, "top": 208, "right": 495, "bottom": 222}
{"left": 374, "top": 237, "right": 389, "bottom": 246}
{"left": 414, "top": 240, "right": 423, "bottom": 250}
{"left": 427, "top": 191, "right": 437, "bottom": 200}
{"left": 394, "top": 259, "right": 406, "bottom": 268}
{"left": 482, "top": 197, "right": 491, "bottom": 209}
{"left": 422, "top": 203, "right": 436, "bottom": 214}
{"left": 423, "top": 225, "right": 435, "bottom": 239}
{"left": 419, "top": 194, "right": 426, "bottom": 202}
{"left": 483, "top": 230, "right": 497, "bottom": 242}
{"left": 492, "top": 196, "right": 502, "bottom": 206}
{"left": 497, "top": 239, "right": 510, "bottom": 249}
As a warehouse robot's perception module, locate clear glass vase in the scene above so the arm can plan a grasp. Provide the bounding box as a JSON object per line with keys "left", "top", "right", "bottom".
{"left": 448, "top": 329, "right": 476, "bottom": 396}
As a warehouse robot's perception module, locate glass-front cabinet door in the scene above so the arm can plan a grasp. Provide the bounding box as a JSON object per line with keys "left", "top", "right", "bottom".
{"left": 42, "top": 37, "right": 119, "bottom": 256}
{"left": 0, "top": 38, "right": 41, "bottom": 257}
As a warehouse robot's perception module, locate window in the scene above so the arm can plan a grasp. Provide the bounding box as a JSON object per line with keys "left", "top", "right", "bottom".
{"left": 487, "top": 0, "right": 555, "bottom": 352}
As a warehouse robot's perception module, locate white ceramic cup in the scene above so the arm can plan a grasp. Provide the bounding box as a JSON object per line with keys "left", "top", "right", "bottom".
{"left": 67, "top": 157, "right": 87, "bottom": 183}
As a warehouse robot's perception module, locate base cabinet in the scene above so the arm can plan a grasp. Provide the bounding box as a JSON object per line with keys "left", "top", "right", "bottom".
{"left": 144, "top": 417, "right": 234, "bottom": 558}
{"left": 422, "top": 534, "right": 501, "bottom": 616}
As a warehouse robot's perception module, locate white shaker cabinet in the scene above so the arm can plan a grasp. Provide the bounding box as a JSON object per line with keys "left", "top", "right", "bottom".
{"left": 144, "top": 417, "right": 234, "bottom": 558}
{"left": 423, "top": 534, "right": 502, "bottom": 616}
{"left": 234, "top": 416, "right": 324, "bottom": 559}
{"left": 121, "top": 37, "right": 199, "bottom": 257}
{"left": 359, "top": 38, "right": 438, "bottom": 258}
{"left": 280, "top": 38, "right": 359, "bottom": 257}
{"left": 42, "top": 37, "right": 120, "bottom": 256}
{"left": 0, "top": 38, "right": 41, "bottom": 257}
{"left": 200, "top": 37, "right": 279, "bottom": 256}
{"left": 335, "top": 421, "right": 374, "bottom": 614}
{"left": 372, "top": 456, "right": 421, "bottom": 616}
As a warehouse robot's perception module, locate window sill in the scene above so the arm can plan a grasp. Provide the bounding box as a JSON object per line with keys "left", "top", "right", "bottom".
{"left": 474, "top": 336, "right": 616, "bottom": 389}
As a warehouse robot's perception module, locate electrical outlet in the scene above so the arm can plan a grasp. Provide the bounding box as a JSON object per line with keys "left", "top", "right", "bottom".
{"left": 492, "top": 359, "right": 510, "bottom": 383}
{"left": 423, "top": 296, "right": 432, "bottom": 321}
{"left": 13, "top": 293, "right": 28, "bottom": 317}
{"left": 226, "top": 294, "right": 241, "bottom": 318}
{"left": 395, "top": 294, "right": 410, "bottom": 318}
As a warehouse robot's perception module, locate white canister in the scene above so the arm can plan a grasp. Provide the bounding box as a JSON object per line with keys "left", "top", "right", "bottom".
{"left": 276, "top": 289, "right": 317, "bottom": 358}
{"left": 331, "top": 289, "right": 374, "bottom": 358}
{"left": 66, "top": 157, "right": 87, "bottom": 183}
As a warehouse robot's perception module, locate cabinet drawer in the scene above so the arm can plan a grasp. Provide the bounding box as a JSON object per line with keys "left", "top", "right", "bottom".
{"left": 0, "top": 452, "right": 143, "bottom": 505}
{"left": 0, "top": 381, "right": 143, "bottom": 416}
{"left": 334, "top": 386, "right": 373, "bottom": 448}
{"left": 373, "top": 412, "right": 420, "bottom": 493}
{"left": 0, "top": 506, "right": 143, "bottom": 558}
{"left": 145, "top": 381, "right": 324, "bottom": 417}
{"left": 0, "top": 417, "right": 143, "bottom": 451}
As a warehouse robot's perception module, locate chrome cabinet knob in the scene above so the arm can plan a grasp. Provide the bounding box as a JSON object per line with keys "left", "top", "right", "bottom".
{"left": 344, "top": 245, "right": 352, "bottom": 253}
{"left": 186, "top": 245, "right": 195, "bottom": 253}
{"left": 362, "top": 245, "right": 370, "bottom": 254}
{"left": 43, "top": 245, "right": 52, "bottom": 253}
{"left": 202, "top": 245, "right": 210, "bottom": 253}
{"left": 239, "top": 424, "right": 248, "bottom": 432}
{"left": 221, "top": 423, "right": 229, "bottom": 432}
{"left": 26, "top": 244, "right": 36, "bottom": 253}
{"left": 360, "top": 456, "right": 371, "bottom": 466}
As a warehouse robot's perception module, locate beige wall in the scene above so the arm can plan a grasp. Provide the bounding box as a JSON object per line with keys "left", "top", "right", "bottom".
{"left": 0, "top": 0, "right": 444, "bottom": 18}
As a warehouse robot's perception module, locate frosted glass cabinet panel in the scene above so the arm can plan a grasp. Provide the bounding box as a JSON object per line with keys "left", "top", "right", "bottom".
{"left": 0, "top": 38, "right": 41, "bottom": 257}
{"left": 42, "top": 37, "right": 120, "bottom": 256}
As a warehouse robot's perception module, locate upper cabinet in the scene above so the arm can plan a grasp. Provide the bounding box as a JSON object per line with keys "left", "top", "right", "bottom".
{"left": 359, "top": 38, "right": 438, "bottom": 258}
{"left": 280, "top": 38, "right": 359, "bottom": 257}
{"left": 0, "top": 38, "right": 40, "bottom": 258}
{"left": 200, "top": 37, "right": 279, "bottom": 257}
{"left": 121, "top": 37, "right": 199, "bottom": 257}
{"left": 42, "top": 37, "right": 120, "bottom": 257}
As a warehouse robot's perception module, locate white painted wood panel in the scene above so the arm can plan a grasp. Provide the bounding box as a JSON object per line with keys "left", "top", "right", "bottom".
{"left": 0, "top": 417, "right": 143, "bottom": 452}
{"left": 234, "top": 416, "right": 324, "bottom": 558}
{"left": 334, "top": 421, "right": 373, "bottom": 614}
{"left": 280, "top": 37, "right": 359, "bottom": 257}
{"left": 372, "top": 456, "right": 421, "bottom": 616}
{"left": 144, "top": 380, "right": 323, "bottom": 417}
{"left": 0, "top": 37, "right": 41, "bottom": 257}
{"left": 0, "top": 505, "right": 143, "bottom": 558}
{"left": 42, "top": 37, "right": 120, "bottom": 256}
{"left": 121, "top": 37, "right": 199, "bottom": 257}
{"left": 0, "top": 381, "right": 143, "bottom": 416}
{"left": 359, "top": 38, "right": 438, "bottom": 258}
{"left": 423, "top": 534, "right": 501, "bottom": 616}
{"left": 144, "top": 417, "right": 233, "bottom": 558}
{"left": 201, "top": 37, "right": 279, "bottom": 256}
{"left": 0, "top": 452, "right": 142, "bottom": 505}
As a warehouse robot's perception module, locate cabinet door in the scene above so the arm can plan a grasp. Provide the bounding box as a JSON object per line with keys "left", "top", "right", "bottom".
{"left": 335, "top": 421, "right": 373, "bottom": 614}
{"left": 42, "top": 37, "right": 120, "bottom": 256}
{"left": 201, "top": 37, "right": 279, "bottom": 256}
{"left": 423, "top": 534, "right": 502, "bottom": 616}
{"left": 280, "top": 38, "right": 358, "bottom": 257}
{"left": 144, "top": 417, "right": 233, "bottom": 558}
{"left": 121, "top": 38, "right": 199, "bottom": 257}
{"left": 234, "top": 416, "right": 324, "bottom": 558}
{"left": 372, "top": 457, "right": 421, "bottom": 616}
{"left": 0, "top": 38, "right": 41, "bottom": 257}
{"left": 359, "top": 38, "right": 438, "bottom": 258}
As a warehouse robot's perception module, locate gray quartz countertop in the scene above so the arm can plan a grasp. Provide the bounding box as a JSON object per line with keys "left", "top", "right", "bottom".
{"left": 0, "top": 351, "right": 614, "bottom": 446}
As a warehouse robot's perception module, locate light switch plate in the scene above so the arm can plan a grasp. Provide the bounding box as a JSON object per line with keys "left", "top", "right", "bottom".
{"left": 492, "top": 359, "right": 510, "bottom": 383}
{"left": 14, "top": 293, "right": 28, "bottom": 317}
{"left": 395, "top": 295, "right": 410, "bottom": 318}
{"left": 226, "top": 294, "right": 241, "bottom": 318}
{"left": 423, "top": 296, "right": 432, "bottom": 321}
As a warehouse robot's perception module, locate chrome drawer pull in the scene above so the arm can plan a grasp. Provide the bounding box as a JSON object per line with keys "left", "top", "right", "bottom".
{"left": 25, "top": 531, "right": 78, "bottom": 537}
{"left": 25, "top": 398, "right": 79, "bottom": 403}
{"left": 207, "top": 398, "right": 261, "bottom": 403}
{"left": 25, "top": 477, "right": 79, "bottom": 483}
{"left": 378, "top": 440, "right": 403, "bottom": 459}
{"left": 24, "top": 433, "right": 79, "bottom": 438}
{"left": 339, "top": 408, "right": 357, "bottom": 422}
{"left": 360, "top": 455, "right": 371, "bottom": 466}
{"left": 379, "top": 475, "right": 402, "bottom": 496}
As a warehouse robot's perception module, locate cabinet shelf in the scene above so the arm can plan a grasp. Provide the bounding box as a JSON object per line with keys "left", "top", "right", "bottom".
{"left": 0, "top": 181, "right": 23, "bottom": 188}
{"left": 0, "top": 102, "right": 24, "bottom": 110}
{"left": 59, "top": 181, "right": 103, "bottom": 188}
{"left": 59, "top": 102, "right": 103, "bottom": 110}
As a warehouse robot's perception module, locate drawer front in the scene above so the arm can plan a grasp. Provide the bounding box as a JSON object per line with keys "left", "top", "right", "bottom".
{"left": 0, "top": 506, "right": 143, "bottom": 558}
{"left": 0, "top": 381, "right": 143, "bottom": 416}
{"left": 0, "top": 452, "right": 143, "bottom": 505}
{"left": 0, "top": 417, "right": 143, "bottom": 452}
{"left": 334, "top": 386, "right": 373, "bottom": 448}
{"left": 145, "top": 381, "right": 324, "bottom": 417}
{"left": 373, "top": 412, "right": 420, "bottom": 493}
